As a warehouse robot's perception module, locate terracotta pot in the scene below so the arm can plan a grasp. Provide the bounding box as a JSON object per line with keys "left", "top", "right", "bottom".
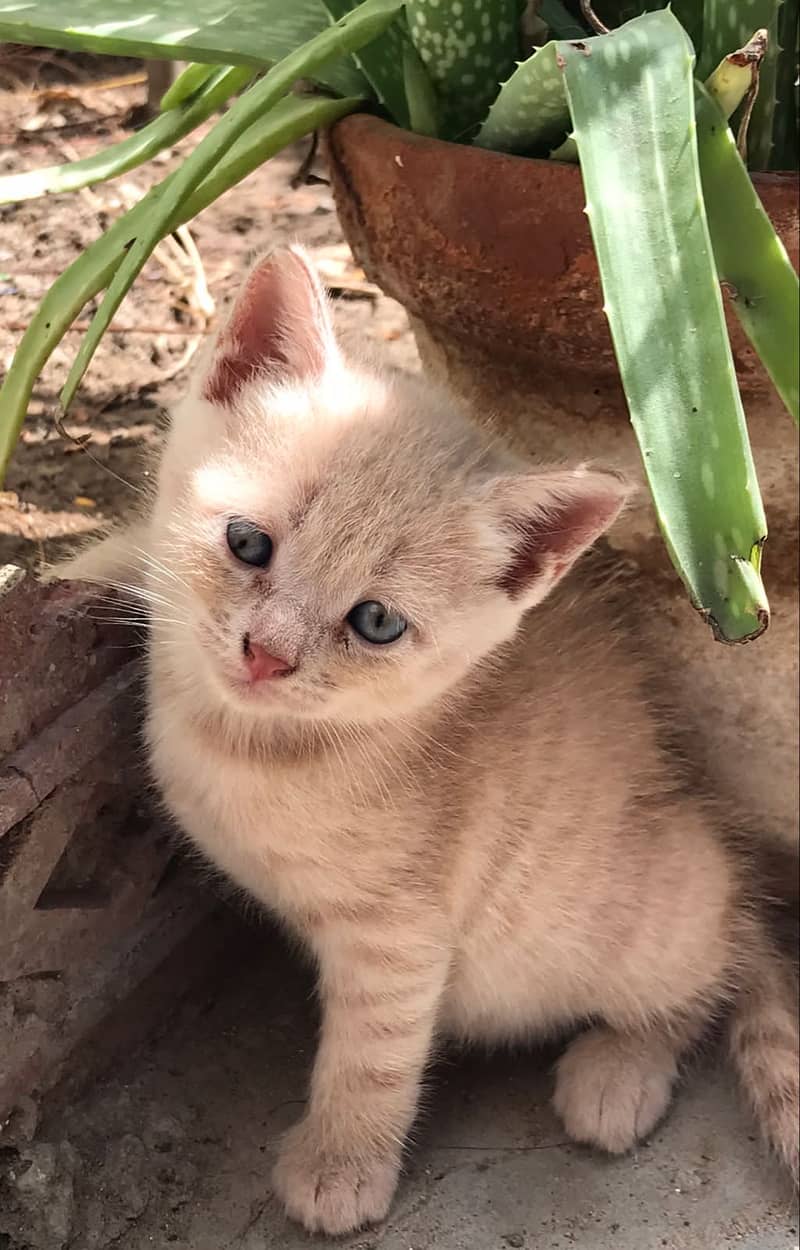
{"left": 328, "top": 116, "right": 799, "bottom": 844}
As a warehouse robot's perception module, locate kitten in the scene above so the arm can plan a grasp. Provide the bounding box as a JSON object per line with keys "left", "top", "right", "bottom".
{"left": 55, "top": 247, "right": 799, "bottom": 1236}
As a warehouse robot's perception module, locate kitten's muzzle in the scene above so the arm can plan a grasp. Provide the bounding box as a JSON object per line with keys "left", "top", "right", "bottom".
{"left": 242, "top": 632, "right": 294, "bottom": 682}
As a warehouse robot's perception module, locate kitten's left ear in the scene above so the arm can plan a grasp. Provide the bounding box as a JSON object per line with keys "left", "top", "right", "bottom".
{"left": 483, "top": 467, "right": 629, "bottom": 606}
{"left": 203, "top": 245, "right": 339, "bottom": 406}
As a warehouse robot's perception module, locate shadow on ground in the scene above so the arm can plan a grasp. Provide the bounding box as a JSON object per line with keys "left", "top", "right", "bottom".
{"left": 1, "top": 911, "right": 795, "bottom": 1250}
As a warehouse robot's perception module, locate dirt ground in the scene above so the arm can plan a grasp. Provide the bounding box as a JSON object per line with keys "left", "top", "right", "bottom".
{"left": 1, "top": 53, "right": 797, "bottom": 1250}
{"left": 0, "top": 50, "right": 416, "bottom": 572}
{"left": 2, "top": 911, "right": 797, "bottom": 1250}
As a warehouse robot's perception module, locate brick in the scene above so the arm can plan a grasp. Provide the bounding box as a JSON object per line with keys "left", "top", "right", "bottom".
{"left": 0, "top": 570, "right": 212, "bottom": 1129}
{"left": 0, "top": 568, "right": 139, "bottom": 757}
{"left": 0, "top": 664, "right": 141, "bottom": 838}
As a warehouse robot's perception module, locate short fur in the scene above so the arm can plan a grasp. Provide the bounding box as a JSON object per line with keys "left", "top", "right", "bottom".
{"left": 54, "top": 247, "right": 799, "bottom": 1235}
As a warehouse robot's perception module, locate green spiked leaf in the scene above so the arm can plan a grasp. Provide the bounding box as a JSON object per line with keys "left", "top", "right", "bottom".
{"left": 58, "top": 0, "right": 403, "bottom": 414}
{"left": 322, "top": 0, "right": 413, "bottom": 126}
{"left": 474, "top": 42, "right": 570, "bottom": 154}
{"left": 698, "top": 0, "right": 784, "bottom": 170}
{"left": 403, "top": 38, "right": 441, "bottom": 136}
{"left": 773, "top": 0, "right": 799, "bottom": 168}
{"left": 696, "top": 81, "right": 799, "bottom": 422}
{"left": 406, "top": 0, "right": 522, "bottom": 139}
{"left": 159, "top": 62, "right": 218, "bottom": 111}
{"left": 670, "top": 1, "right": 705, "bottom": 52}
{"left": 539, "top": 0, "right": 587, "bottom": 40}
{"left": 590, "top": 2, "right": 703, "bottom": 56}
{"left": 561, "top": 11, "right": 769, "bottom": 643}
{"left": 0, "top": 0, "right": 366, "bottom": 96}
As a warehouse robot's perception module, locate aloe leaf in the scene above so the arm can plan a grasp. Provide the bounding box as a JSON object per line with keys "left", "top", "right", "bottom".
{"left": 670, "top": 1, "right": 704, "bottom": 53}
{"left": 0, "top": 0, "right": 366, "bottom": 97}
{"left": 403, "top": 40, "right": 441, "bottom": 136}
{"left": 322, "top": 0, "right": 412, "bottom": 126}
{"left": 474, "top": 42, "right": 570, "bottom": 154}
{"left": 704, "top": 28, "right": 767, "bottom": 120}
{"left": 0, "top": 65, "right": 253, "bottom": 205}
{"left": 591, "top": 2, "right": 703, "bottom": 53}
{"left": 698, "top": 0, "right": 778, "bottom": 74}
{"left": 0, "top": 94, "right": 361, "bottom": 482}
{"left": 696, "top": 81, "right": 799, "bottom": 422}
{"left": 539, "top": 0, "right": 587, "bottom": 40}
{"left": 773, "top": 0, "right": 799, "bottom": 168}
{"left": 406, "top": 0, "right": 522, "bottom": 139}
{"left": 550, "top": 133, "right": 578, "bottom": 161}
{"left": 59, "top": 0, "right": 404, "bottom": 413}
{"left": 699, "top": 0, "right": 783, "bottom": 170}
{"left": 595, "top": 1, "right": 710, "bottom": 50}
{"left": 561, "top": 11, "right": 768, "bottom": 643}
{"left": 159, "top": 62, "right": 218, "bottom": 111}
{"left": 187, "top": 94, "right": 360, "bottom": 208}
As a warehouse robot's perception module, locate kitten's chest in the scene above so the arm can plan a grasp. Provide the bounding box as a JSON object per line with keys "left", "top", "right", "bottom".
{"left": 147, "top": 704, "right": 389, "bottom": 918}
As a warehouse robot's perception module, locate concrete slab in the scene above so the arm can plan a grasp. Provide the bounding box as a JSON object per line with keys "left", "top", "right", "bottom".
{"left": 3, "top": 918, "right": 796, "bottom": 1250}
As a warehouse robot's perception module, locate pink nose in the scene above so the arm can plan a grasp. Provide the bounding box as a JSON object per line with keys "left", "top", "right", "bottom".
{"left": 243, "top": 638, "right": 292, "bottom": 682}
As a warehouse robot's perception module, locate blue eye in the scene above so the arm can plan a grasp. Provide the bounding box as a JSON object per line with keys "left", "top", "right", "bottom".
{"left": 226, "top": 519, "right": 272, "bottom": 568}
{"left": 347, "top": 600, "right": 407, "bottom": 645}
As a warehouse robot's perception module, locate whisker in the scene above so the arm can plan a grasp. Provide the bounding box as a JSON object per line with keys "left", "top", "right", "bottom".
{"left": 337, "top": 721, "right": 395, "bottom": 810}
{"left": 90, "top": 616, "right": 189, "bottom": 630}
{"left": 320, "top": 720, "right": 367, "bottom": 812}
{"left": 95, "top": 579, "right": 176, "bottom": 610}
{"left": 131, "top": 544, "right": 193, "bottom": 593}
{"left": 396, "top": 719, "right": 474, "bottom": 766}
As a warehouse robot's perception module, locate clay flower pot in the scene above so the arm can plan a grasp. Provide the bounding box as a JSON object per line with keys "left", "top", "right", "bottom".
{"left": 328, "top": 116, "right": 799, "bottom": 844}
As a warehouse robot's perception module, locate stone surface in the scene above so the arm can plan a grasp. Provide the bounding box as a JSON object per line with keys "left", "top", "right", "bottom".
{"left": 0, "top": 570, "right": 138, "bottom": 758}
{"left": 2, "top": 921, "right": 793, "bottom": 1250}
{"left": 2, "top": 1140, "right": 79, "bottom": 1250}
{"left": 0, "top": 569, "right": 212, "bottom": 1127}
{"left": 328, "top": 116, "right": 800, "bottom": 845}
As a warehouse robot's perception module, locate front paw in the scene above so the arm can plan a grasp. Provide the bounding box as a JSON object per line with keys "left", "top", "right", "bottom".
{"left": 272, "top": 1118, "right": 400, "bottom": 1235}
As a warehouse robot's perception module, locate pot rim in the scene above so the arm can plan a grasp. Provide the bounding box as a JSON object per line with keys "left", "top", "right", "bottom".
{"left": 331, "top": 111, "right": 800, "bottom": 186}
{"left": 328, "top": 113, "right": 799, "bottom": 386}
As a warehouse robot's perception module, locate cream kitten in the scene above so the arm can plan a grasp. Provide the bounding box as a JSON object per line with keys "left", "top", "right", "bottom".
{"left": 55, "top": 247, "right": 798, "bottom": 1235}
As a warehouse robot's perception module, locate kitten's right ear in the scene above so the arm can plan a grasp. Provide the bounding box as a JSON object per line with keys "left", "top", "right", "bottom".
{"left": 42, "top": 524, "right": 147, "bottom": 587}
{"left": 482, "top": 467, "right": 630, "bottom": 608}
{"left": 203, "top": 245, "right": 339, "bottom": 406}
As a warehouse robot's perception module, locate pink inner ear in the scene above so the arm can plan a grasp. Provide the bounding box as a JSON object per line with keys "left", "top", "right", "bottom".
{"left": 203, "top": 249, "right": 331, "bottom": 406}
{"left": 499, "top": 487, "right": 623, "bottom": 597}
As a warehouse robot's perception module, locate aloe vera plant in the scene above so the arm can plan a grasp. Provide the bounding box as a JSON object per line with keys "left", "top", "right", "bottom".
{"left": 697, "top": 0, "right": 786, "bottom": 168}
{"left": 475, "top": 41, "right": 570, "bottom": 153}
{"left": 60, "top": 0, "right": 405, "bottom": 411}
{"left": 405, "top": 0, "right": 520, "bottom": 136}
{"left": 0, "top": 0, "right": 797, "bottom": 644}
{"left": 562, "top": 13, "right": 768, "bottom": 641}
{"left": 0, "top": 92, "right": 360, "bottom": 474}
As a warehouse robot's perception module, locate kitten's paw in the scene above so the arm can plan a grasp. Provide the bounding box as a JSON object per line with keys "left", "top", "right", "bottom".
{"left": 553, "top": 1026, "right": 678, "bottom": 1154}
{"left": 272, "top": 1118, "right": 400, "bottom": 1235}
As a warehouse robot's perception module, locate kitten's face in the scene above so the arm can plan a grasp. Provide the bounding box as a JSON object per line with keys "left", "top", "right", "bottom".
{"left": 66, "top": 247, "right": 624, "bottom": 728}
{"left": 158, "top": 375, "right": 528, "bottom": 724}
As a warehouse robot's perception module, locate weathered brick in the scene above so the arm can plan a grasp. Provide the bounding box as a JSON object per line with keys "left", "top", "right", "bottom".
{"left": 0, "top": 567, "right": 212, "bottom": 1128}
{"left": 0, "top": 568, "right": 139, "bottom": 756}
{"left": 0, "top": 664, "right": 141, "bottom": 838}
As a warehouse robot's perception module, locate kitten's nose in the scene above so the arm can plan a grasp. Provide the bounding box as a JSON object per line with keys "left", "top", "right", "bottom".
{"left": 242, "top": 636, "right": 292, "bottom": 681}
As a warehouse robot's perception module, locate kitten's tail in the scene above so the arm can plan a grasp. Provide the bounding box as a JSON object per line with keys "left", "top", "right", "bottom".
{"left": 729, "top": 912, "right": 799, "bottom": 1184}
